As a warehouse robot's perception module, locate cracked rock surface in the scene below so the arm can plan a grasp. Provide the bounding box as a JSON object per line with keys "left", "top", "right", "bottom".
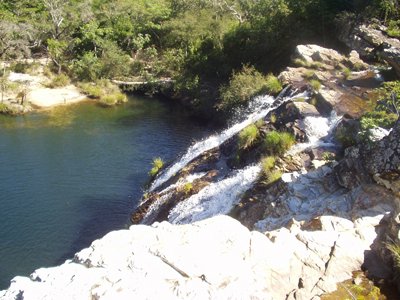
{"left": 0, "top": 207, "right": 391, "bottom": 300}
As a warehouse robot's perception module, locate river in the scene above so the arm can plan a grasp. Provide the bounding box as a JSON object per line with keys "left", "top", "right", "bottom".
{"left": 0, "top": 96, "right": 210, "bottom": 289}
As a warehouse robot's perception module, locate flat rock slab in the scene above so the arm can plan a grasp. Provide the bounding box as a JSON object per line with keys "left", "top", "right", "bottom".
{"left": 0, "top": 213, "right": 385, "bottom": 300}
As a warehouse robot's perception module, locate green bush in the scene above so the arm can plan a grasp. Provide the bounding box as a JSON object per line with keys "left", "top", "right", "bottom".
{"left": 0, "top": 103, "right": 9, "bottom": 113}
{"left": 261, "top": 156, "right": 275, "bottom": 175}
{"left": 263, "top": 169, "right": 282, "bottom": 185}
{"left": 46, "top": 74, "right": 70, "bottom": 88}
{"left": 149, "top": 157, "right": 164, "bottom": 177}
{"left": 310, "top": 79, "right": 321, "bottom": 91}
{"left": 265, "top": 74, "right": 282, "bottom": 94}
{"left": 238, "top": 124, "right": 259, "bottom": 150}
{"left": 387, "top": 20, "right": 400, "bottom": 37}
{"left": 99, "top": 92, "right": 127, "bottom": 106}
{"left": 218, "top": 65, "right": 269, "bottom": 112}
{"left": 263, "top": 131, "right": 295, "bottom": 155}
{"left": 79, "top": 80, "right": 126, "bottom": 106}
{"left": 360, "top": 111, "right": 398, "bottom": 130}
{"left": 341, "top": 67, "right": 351, "bottom": 79}
{"left": 10, "top": 61, "right": 40, "bottom": 74}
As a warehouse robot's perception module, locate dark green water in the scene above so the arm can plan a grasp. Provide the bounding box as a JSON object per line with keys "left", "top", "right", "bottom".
{"left": 0, "top": 96, "right": 210, "bottom": 289}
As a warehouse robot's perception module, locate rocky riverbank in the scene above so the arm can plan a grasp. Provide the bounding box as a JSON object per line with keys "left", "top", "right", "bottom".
{"left": 1, "top": 38, "right": 399, "bottom": 299}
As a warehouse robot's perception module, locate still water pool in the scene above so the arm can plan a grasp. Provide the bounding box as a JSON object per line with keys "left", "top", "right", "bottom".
{"left": 0, "top": 96, "right": 210, "bottom": 289}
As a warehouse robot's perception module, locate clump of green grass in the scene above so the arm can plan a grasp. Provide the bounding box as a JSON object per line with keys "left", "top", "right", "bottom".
{"left": 261, "top": 156, "right": 276, "bottom": 174}
{"left": 46, "top": 73, "right": 70, "bottom": 88}
{"left": 182, "top": 182, "right": 193, "bottom": 195}
{"left": 387, "top": 20, "right": 400, "bottom": 38}
{"left": 79, "top": 79, "right": 127, "bottom": 106}
{"left": 149, "top": 157, "right": 164, "bottom": 177}
{"left": 303, "top": 70, "right": 315, "bottom": 79}
{"left": 341, "top": 66, "right": 351, "bottom": 79}
{"left": 0, "top": 103, "right": 9, "bottom": 113}
{"left": 238, "top": 124, "right": 259, "bottom": 150}
{"left": 99, "top": 92, "right": 127, "bottom": 106}
{"left": 310, "top": 79, "right": 321, "bottom": 91}
{"left": 260, "top": 156, "right": 282, "bottom": 185}
{"left": 263, "top": 131, "right": 295, "bottom": 155}
{"left": 265, "top": 74, "right": 282, "bottom": 94}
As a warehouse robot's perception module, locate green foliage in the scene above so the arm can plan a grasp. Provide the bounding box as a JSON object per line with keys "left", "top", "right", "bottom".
{"left": 9, "top": 61, "right": 39, "bottom": 74}
{"left": 260, "top": 156, "right": 281, "bottom": 185}
{"left": 181, "top": 182, "right": 193, "bottom": 195}
{"left": 99, "top": 92, "right": 127, "bottom": 106}
{"left": 218, "top": 65, "right": 269, "bottom": 112}
{"left": 387, "top": 20, "right": 400, "bottom": 37}
{"left": 45, "top": 73, "right": 70, "bottom": 88}
{"left": 321, "top": 151, "right": 335, "bottom": 161}
{"left": 335, "top": 126, "right": 357, "bottom": 148}
{"left": 341, "top": 66, "right": 351, "bottom": 79}
{"left": 387, "top": 243, "right": 400, "bottom": 276}
{"left": 149, "top": 157, "right": 164, "bottom": 177}
{"left": 261, "top": 156, "right": 276, "bottom": 174}
{"left": 263, "top": 131, "right": 295, "bottom": 155}
{"left": 0, "top": 102, "right": 9, "bottom": 113}
{"left": 376, "top": 80, "right": 400, "bottom": 115}
{"left": 265, "top": 74, "right": 282, "bottom": 94}
{"left": 309, "top": 79, "right": 321, "bottom": 91}
{"left": 79, "top": 79, "right": 126, "bottom": 106}
{"left": 238, "top": 124, "right": 259, "bottom": 150}
{"left": 360, "top": 111, "right": 398, "bottom": 130}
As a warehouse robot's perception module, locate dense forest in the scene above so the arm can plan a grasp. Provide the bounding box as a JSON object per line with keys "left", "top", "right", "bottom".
{"left": 0, "top": 0, "right": 399, "bottom": 118}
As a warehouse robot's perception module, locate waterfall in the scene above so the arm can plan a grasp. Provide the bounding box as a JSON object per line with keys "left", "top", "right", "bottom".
{"left": 149, "top": 88, "right": 307, "bottom": 191}
{"left": 288, "top": 112, "right": 341, "bottom": 155}
{"left": 168, "top": 164, "right": 261, "bottom": 224}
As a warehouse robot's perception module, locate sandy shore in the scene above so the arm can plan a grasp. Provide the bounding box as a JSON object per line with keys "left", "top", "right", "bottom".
{"left": 28, "top": 85, "right": 87, "bottom": 108}
{"left": 5, "top": 65, "right": 88, "bottom": 110}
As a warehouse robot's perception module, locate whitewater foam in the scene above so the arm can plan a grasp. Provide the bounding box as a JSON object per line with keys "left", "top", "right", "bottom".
{"left": 149, "top": 90, "right": 307, "bottom": 192}
{"left": 168, "top": 164, "right": 261, "bottom": 224}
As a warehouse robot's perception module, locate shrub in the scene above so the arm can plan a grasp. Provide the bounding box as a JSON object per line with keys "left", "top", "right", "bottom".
{"left": 238, "top": 124, "right": 259, "bottom": 150}
{"left": 360, "top": 111, "right": 398, "bottom": 130}
{"left": 218, "top": 65, "right": 269, "bottom": 112}
{"left": 265, "top": 74, "right": 282, "bottom": 94}
{"left": 79, "top": 80, "right": 127, "bottom": 106}
{"left": 309, "top": 79, "right": 321, "bottom": 91}
{"left": 46, "top": 74, "right": 70, "bottom": 88}
{"left": 341, "top": 67, "right": 351, "bottom": 79}
{"left": 79, "top": 83, "right": 103, "bottom": 98}
{"left": 261, "top": 156, "right": 275, "bottom": 175}
{"left": 263, "top": 169, "right": 282, "bottom": 185}
{"left": 263, "top": 131, "right": 295, "bottom": 155}
{"left": 0, "top": 103, "right": 9, "bottom": 113}
{"left": 182, "top": 182, "right": 193, "bottom": 195}
{"left": 303, "top": 70, "right": 315, "bottom": 79}
{"left": 10, "top": 61, "right": 40, "bottom": 74}
{"left": 387, "top": 20, "right": 400, "bottom": 37}
{"left": 149, "top": 157, "right": 164, "bottom": 177}
{"left": 99, "top": 92, "right": 127, "bottom": 106}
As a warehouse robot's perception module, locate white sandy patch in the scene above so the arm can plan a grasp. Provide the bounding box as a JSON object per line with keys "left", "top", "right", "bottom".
{"left": 28, "top": 85, "right": 87, "bottom": 107}
{"left": 7, "top": 70, "right": 87, "bottom": 108}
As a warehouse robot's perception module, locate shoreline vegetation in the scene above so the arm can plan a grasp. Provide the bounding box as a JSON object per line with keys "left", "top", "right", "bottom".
{"left": 1, "top": 1, "right": 398, "bottom": 119}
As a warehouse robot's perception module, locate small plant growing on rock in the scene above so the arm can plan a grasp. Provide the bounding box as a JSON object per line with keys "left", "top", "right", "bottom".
{"left": 182, "top": 182, "right": 193, "bottom": 195}
{"left": 341, "top": 67, "right": 351, "bottom": 79}
{"left": 309, "top": 79, "right": 321, "bottom": 91}
{"left": 149, "top": 157, "right": 164, "bottom": 177}
{"left": 238, "top": 124, "right": 259, "bottom": 150}
{"left": 263, "top": 131, "right": 295, "bottom": 155}
{"left": 260, "top": 156, "right": 282, "bottom": 185}
{"left": 321, "top": 151, "right": 334, "bottom": 161}
{"left": 265, "top": 74, "right": 282, "bottom": 94}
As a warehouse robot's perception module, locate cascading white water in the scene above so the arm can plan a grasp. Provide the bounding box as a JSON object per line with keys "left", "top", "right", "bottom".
{"left": 288, "top": 112, "right": 341, "bottom": 155}
{"left": 149, "top": 89, "right": 307, "bottom": 191}
{"left": 168, "top": 164, "right": 261, "bottom": 224}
